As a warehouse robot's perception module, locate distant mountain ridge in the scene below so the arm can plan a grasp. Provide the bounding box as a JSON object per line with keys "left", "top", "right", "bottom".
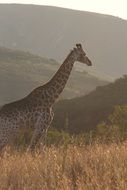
{"left": 0, "top": 47, "right": 107, "bottom": 105}
{"left": 0, "top": 4, "right": 127, "bottom": 78}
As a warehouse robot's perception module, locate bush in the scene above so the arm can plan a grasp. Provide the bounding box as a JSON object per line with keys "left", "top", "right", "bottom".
{"left": 46, "top": 130, "right": 71, "bottom": 146}
{"left": 96, "top": 105, "right": 127, "bottom": 142}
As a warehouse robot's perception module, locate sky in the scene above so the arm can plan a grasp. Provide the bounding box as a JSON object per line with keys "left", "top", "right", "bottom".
{"left": 0, "top": 0, "right": 127, "bottom": 20}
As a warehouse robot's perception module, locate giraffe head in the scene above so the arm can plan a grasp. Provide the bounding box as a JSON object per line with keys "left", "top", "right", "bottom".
{"left": 73, "top": 43, "right": 92, "bottom": 66}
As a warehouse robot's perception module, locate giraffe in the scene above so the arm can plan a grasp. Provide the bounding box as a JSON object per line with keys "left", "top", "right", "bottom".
{"left": 0, "top": 44, "right": 92, "bottom": 151}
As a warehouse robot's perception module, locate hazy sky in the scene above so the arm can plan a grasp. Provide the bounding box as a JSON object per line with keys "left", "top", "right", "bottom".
{"left": 0, "top": 0, "right": 127, "bottom": 19}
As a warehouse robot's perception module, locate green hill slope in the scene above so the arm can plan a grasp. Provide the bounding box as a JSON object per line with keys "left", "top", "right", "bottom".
{"left": 0, "top": 47, "right": 107, "bottom": 105}
{"left": 53, "top": 75, "right": 127, "bottom": 133}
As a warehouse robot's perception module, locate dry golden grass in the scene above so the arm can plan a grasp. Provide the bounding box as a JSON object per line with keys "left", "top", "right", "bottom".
{"left": 0, "top": 142, "right": 127, "bottom": 190}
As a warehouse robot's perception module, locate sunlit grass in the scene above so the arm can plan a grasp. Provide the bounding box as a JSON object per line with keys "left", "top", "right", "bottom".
{"left": 0, "top": 142, "right": 127, "bottom": 190}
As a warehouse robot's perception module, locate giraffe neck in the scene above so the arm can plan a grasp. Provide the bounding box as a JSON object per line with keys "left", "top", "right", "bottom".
{"left": 45, "top": 51, "right": 75, "bottom": 106}
{"left": 28, "top": 50, "right": 76, "bottom": 107}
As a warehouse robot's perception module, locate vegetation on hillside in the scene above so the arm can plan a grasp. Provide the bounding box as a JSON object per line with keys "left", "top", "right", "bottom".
{"left": 96, "top": 105, "right": 127, "bottom": 142}
{"left": 53, "top": 75, "right": 127, "bottom": 134}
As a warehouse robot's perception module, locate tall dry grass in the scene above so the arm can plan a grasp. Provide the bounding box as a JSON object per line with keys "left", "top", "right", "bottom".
{"left": 0, "top": 142, "right": 127, "bottom": 190}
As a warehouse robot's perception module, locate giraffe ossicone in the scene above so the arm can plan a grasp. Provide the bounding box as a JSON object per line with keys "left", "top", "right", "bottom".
{"left": 0, "top": 43, "right": 92, "bottom": 151}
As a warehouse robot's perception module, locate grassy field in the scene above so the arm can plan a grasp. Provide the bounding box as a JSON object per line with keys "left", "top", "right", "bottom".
{"left": 0, "top": 142, "right": 127, "bottom": 190}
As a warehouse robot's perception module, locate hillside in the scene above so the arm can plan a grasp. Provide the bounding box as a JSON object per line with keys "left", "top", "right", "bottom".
{"left": 0, "top": 47, "right": 107, "bottom": 105}
{"left": 53, "top": 75, "right": 127, "bottom": 133}
{"left": 0, "top": 4, "right": 127, "bottom": 79}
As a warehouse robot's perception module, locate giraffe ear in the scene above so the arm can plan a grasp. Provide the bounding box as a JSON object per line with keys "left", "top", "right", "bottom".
{"left": 76, "top": 43, "right": 82, "bottom": 48}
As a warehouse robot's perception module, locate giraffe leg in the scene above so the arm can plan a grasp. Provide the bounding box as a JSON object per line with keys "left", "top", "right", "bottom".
{"left": 28, "top": 124, "right": 49, "bottom": 152}
{"left": 0, "top": 136, "right": 8, "bottom": 152}
{"left": 41, "top": 127, "right": 48, "bottom": 145}
{"left": 28, "top": 110, "right": 54, "bottom": 152}
{"left": 41, "top": 111, "right": 54, "bottom": 145}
